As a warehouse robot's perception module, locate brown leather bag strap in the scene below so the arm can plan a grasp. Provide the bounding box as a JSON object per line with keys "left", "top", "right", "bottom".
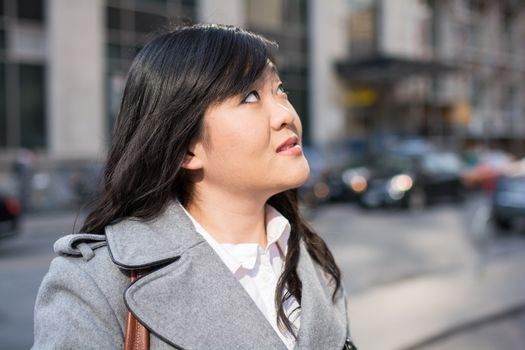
{"left": 124, "top": 270, "right": 150, "bottom": 350}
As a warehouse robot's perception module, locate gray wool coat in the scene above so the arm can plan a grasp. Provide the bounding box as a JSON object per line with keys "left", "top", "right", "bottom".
{"left": 32, "top": 202, "right": 353, "bottom": 350}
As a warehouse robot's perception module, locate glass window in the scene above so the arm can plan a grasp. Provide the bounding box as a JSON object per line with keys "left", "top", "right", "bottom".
{"left": 349, "top": 0, "right": 376, "bottom": 11}
{"left": 0, "top": 63, "right": 5, "bottom": 147}
{"left": 120, "top": 8, "right": 135, "bottom": 32}
{"left": 180, "top": 5, "right": 196, "bottom": 21}
{"left": 181, "top": 0, "right": 195, "bottom": 8}
{"left": 467, "top": 0, "right": 485, "bottom": 14}
{"left": 134, "top": 11, "right": 166, "bottom": 33}
{"left": 19, "top": 64, "right": 46, "bottom": 148}
{"left": 0, "top": 29, "right": 5, "bottom": 50}
{"left": 136, "top": 0, "right": 167, "bottom": 7}
{"left": 107, "top": 43, "right": 121, "bottom": 60}
{"left": 107, "top": 6, "right": 121, "bottom": 30}
{"left": 17, "top": 0, "right": 44, "bottom": 22}
{"left": 246, "top": 0, "right": 282, "bottom": 30}
{"left": 470, "top": 78, "right": 484, "bottom": 108}
{"left": 283, "top": 0, "right": 306, "bottom": 27}
{"left": 121, "top": 44, "right": 138, "bottom": 60}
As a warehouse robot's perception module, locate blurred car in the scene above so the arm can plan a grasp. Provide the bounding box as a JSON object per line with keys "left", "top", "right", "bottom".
{"left": 390, "top": 138, "right": 436, "bottom": 157}
{"left": 0, "top": 194, "right": 22, "bottom": 239}
{"left": 343, "top": 151, "right": 465, "bottom": 209}
{"left": 462, "top": 150, "right": 514, "bottom": 192}
{"left": 491, "top": 159, "right": 525, "bottom": 231}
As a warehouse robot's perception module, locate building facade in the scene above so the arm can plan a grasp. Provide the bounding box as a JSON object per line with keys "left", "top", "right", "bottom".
{"left": 433, "top": 0, "right": 525, "bottom": 154}
{"left": 1, "top": 0, "right": 523, "bottom": 166}
{"left": 338, "top": 0, "right": 525, "bottom": 155}
{"left": 0, "top": 0, "right": 323, "bottom": 165}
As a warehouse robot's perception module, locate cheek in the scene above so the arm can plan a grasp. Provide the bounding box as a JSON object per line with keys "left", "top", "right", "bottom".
{"left": 207, "top": 116, "right": 270, "bottom": 157}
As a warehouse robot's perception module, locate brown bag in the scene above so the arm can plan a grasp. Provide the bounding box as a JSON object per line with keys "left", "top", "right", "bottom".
{"left": 124, "top": 270, "right": 150, "bottom": 350}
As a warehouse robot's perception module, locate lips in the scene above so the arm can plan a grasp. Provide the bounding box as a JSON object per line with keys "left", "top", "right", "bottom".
{"left": 276, "top": 136, "right": 299, "bottom": 153}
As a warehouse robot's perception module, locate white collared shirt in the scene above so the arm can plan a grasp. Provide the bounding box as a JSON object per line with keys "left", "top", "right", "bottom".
{"left": 179, "top": 202, "right": 300, "bottom": 350}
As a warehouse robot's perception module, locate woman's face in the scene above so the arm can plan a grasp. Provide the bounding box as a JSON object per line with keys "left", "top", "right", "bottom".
{"left": 185, "top": 63, "right": 310, "bottom": 198}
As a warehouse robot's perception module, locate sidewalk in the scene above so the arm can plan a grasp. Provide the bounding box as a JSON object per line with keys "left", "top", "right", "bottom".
{"left": 348, "top": 253, "right": 525, "bottom": 350}
{"left": 20, "top": 210, "right": 86, "bottom": 235}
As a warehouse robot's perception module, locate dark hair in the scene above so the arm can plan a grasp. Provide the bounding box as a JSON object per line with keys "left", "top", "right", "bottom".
{"left": 81, "top": 23, "right": 341, "bottom": 338}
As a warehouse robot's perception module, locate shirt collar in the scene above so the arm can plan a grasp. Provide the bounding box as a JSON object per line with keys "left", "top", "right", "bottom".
{"left": 265, "top": 205, "right": 291, "bottom": 255}
{"left": 178, "top": 201, "right": 291, "bottom": 273}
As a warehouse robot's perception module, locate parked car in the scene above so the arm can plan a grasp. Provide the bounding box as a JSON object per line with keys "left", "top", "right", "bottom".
{"left": 491, "top": 159, "right": 525, "bottom": 231}
{"left": 0, "top": 194, "right": 22, "bottom": 240}
{"left": 345, "top": 151, "right": 465, "bottom": 209}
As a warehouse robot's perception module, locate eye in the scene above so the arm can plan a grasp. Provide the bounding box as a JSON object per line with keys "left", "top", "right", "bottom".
{"left": 277, "top": 83, "right": 288, "bottom": 96}
{"left": 242, "top": 91, "right": 260, "bottom": 104}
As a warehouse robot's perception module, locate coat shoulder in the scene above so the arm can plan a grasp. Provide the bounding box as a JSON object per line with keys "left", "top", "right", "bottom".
{"left": 33, "top": 234, "right": 130, "bottom": 349}
{"left": 52, "top": 232, "right": 130, "bottom": 310}
{"left": 52, "top": 233, "right": 130, "bottom": 301}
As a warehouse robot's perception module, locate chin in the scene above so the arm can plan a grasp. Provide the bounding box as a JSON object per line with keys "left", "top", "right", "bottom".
{"left": 281, "top": 159, "right": 310, "bottom": 190}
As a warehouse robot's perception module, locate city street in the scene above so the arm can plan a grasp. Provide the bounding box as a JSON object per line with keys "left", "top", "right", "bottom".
{"left": 1, "top": 197, "right": 525, "bottom": 349}
{"left": 1, "top": 0, "right": 524, "bottom": 349}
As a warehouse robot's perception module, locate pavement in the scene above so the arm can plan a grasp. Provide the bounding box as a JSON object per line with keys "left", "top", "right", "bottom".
{"left": 348, "top": 251, "right": 525, "bottom": 350}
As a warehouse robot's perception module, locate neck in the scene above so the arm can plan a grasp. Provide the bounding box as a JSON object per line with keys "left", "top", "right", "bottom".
{"left": 185, "top": 187, "right": 269, "bottom": 247}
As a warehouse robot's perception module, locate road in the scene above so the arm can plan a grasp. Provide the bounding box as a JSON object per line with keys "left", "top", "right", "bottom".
{"left": 0, "top": 198, "right": 524, "bottom": 349}
{"left": 313, "top": 199, "right": 525, "bottom": 350}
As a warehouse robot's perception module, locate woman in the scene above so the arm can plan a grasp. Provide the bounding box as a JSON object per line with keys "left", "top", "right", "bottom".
{"left": 33, "top": 24, "right": 356, "bottom": 350}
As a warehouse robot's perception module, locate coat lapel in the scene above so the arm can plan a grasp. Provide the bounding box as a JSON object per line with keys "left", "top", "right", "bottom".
{"left": 105, "top": 201, "right": 348, "bottom": 349}
{"left": 106, "top": 202, "right": 287, "bottom": 349}
{"left": 124, "top": 242, "right": 288, "bottom": 350}
{"left": 295, "top": 241, "right": 348, "bottom": 349}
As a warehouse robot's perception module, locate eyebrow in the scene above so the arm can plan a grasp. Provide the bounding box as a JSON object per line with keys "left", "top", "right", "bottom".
{"left": 236, "top": 63, "right": 282, "bottom": 102}
{"left": 258, "top": 64, "right": 282, "bottom": 89}
{"left": 269, "top": 63, "right": 279, "bottom": 77}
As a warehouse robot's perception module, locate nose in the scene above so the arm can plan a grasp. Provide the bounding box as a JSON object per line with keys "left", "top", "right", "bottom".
{"left": 270, "top": 99, "right": 298, "bottom": 131}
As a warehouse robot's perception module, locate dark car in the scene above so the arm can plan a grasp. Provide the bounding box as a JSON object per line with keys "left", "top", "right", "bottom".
{"left": 0, "top": 194, "right": 22, "bottom": 239}
{"left": 492, "top": 172, "right": 525, "bottom": 230}
{"left": 345, "top": 152, "right": 465, "bottom": 209}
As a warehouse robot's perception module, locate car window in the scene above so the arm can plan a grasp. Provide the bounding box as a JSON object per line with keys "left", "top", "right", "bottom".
{"left": 422, "top": 153, "right": 462, "bottom": 174}
{"left": 499, "top": 176, "right": 525, "bottom": 191}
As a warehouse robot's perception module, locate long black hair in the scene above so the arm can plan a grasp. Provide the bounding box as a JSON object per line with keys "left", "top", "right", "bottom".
{"left": 81, "top": 23, "right": 341, "bottom": 338}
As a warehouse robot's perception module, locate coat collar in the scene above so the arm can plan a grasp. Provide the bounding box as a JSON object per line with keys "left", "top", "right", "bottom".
{"left": 105, "top": 200, "right": 348, "bottom": 349}
{"left": 105, "top": 201, "right": 204, "bottom": 269}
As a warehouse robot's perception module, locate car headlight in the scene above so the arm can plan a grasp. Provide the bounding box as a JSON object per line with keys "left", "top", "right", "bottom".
{"left": 314, "top": 182, "right": 330, "bottom": 199}
{"left": 389, "top": 174, "right": 413, "bottom": 193}
{"left": 350, "top": 175, "right": 368, "bottom": 193}
{"left": 343, "top": 169, "right": 369, "bottom": 193}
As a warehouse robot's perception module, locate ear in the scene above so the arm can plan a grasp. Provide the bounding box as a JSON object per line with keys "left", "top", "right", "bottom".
{"left": 181, "top": 142, "right": 204, "bottom": 170}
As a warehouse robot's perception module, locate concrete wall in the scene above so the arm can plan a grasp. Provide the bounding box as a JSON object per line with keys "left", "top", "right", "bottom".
{"left": 379, "top": 0, "right": 432, "bottom": 59}
{"left": 198, "top": 0, "right": 245, "bottom": 27}
{"left": 47, "top": 0, "right": 105, "bottom": 160}
{"left": 309, "top": 0, "right": 349, "bottom": 146}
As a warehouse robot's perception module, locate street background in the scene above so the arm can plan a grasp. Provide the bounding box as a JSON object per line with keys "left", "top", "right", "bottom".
{"left": 1, "top": 0, "right": 525, "bottom": 349}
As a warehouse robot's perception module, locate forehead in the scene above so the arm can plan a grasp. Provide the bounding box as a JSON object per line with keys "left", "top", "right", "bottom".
{"left": 252, "top": 62, "right": 281, "bottom": 87}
